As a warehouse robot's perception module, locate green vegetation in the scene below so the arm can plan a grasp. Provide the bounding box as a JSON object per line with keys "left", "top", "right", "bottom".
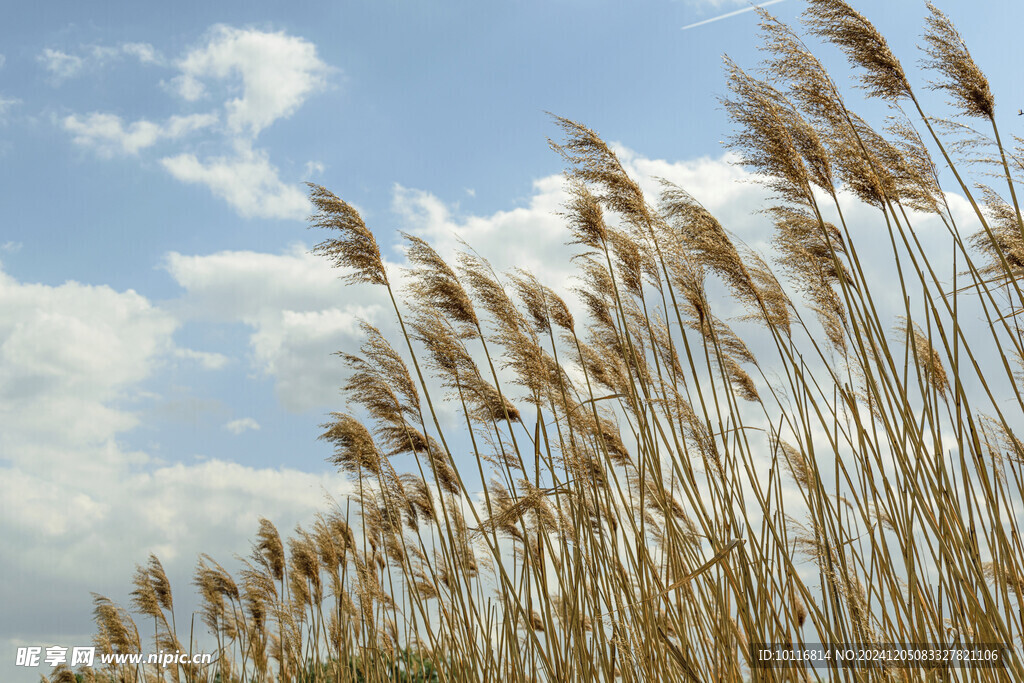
{"left": 50, "top": 1, "right": 1024, "bottom": 680}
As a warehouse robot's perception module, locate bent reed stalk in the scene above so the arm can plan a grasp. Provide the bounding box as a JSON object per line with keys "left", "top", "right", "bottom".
{"left": 57, "top": 2, "right": 1024, "bottom": 681}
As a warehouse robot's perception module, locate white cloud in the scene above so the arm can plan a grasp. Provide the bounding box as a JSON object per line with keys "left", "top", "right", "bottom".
{"left": 224, "top": 417, "right": 260, "bottom": 434}
{"left": 51, "top": 26, "right": 330, "bottom": 220}
{"left": 165, "top": 244, "right": 350, "bottom": 319}
{"left": 0, "top": 456, "right": 350, "bottom": 683}
{"left": 172, "top": 25, "right": 330, "bottom": 136}
{"left": 303, "top": 160, "right": 325, "bottom": 178}
{"left": 63, "top": 111, "right": 218, "bottom": 156}
{"left": 0, "top": 270, "right": 176, "bottom": 443}
{"left": 161, "top": 141, "right": 310, "bottom": 219}
{"left": 0, "top": 263, "right": 352, "bottom": 682}
{"left": 390, "top": 176, "right": 577, "bottom": 292}
{"left": 38, "top": 43, "right": 163, "bottom": 84}
{"left": 249, "top": 307, "right": 372, "bottom": 408}
{"left": 165, "top": 244, "right": 383, "bottom": 410}
{"left": 88, "top": 45, "right": 120, "bottom": 62}
{"left": 1, "top": 241, "right": 21, "bottom": 253}
{"left": 121, "top": 41, "right": 161, "bottom": 65}
{"left": 173, "top": 346, "right": 229, "bottom": 369}
{"left": 37, "top": 48, "right": 84, "bottom": 81}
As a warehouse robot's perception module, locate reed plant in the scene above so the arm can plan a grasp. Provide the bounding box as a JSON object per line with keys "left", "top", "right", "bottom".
{"left": 54, "top": 1, "right": 1024, "bottom": 680}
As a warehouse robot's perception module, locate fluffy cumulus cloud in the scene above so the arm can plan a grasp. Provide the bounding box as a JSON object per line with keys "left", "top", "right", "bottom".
{"left": 0, "top": 270, "right": 176, "bottom": 455}
{"left": 63, "top": 111, "right": 218, "bottom": 156}
{"left": 166, "top": 244, "right": 355, "bottom": 320}
{"left": 165, "top": 244, "right": 384, "bottom": 411}
{"left": 390, "top": 176, "right": 575, "bottom": 291}
{"left": 172, "top": 24, "right": 330, "bottom": 137}
{"left": 0, "top": 265, "right": 351, "bottom": 682}
{"left": 153, "top": 25, "right": 330, "bottom": 217}
{"left": 161, "top": 141, "right": 310, "bottom": 219}
{"left": 616, "top": 148, "right": 769, "bottom": 244}
{"left": 52, "top": 26, "right": 328, "bottom": 219}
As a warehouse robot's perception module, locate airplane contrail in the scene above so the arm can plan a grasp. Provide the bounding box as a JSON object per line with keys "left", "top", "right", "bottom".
{"left": 681, "top": 0, "right": 785, "bottom": 31}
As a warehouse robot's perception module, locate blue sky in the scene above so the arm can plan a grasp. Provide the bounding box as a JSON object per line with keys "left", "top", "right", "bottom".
{"left": 2, "top": 0, "right": 1023, "bottom": 679}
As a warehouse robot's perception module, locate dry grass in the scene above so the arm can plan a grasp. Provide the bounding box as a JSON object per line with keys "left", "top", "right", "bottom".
{"left": 55, "top": 2, "right": 1024, "bottom": 681}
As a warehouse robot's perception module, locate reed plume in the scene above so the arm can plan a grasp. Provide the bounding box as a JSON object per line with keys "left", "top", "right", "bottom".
{"left": 922, "top": 2, "right": 994, "bottom": 120}
{"left": 308, "top": 184, "right": 389, "bottom": 286}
